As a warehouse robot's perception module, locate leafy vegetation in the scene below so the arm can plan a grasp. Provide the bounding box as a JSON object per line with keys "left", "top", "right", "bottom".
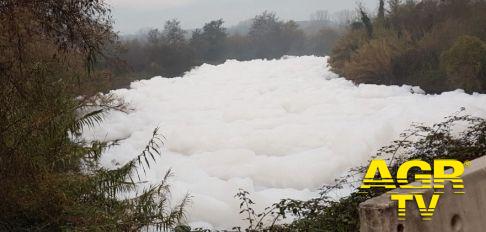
{"left": 228, "top": 110, "right": 486, "bottom": 231}
{"left": 330, "top": 0, "right": 486, "bottom": 93}
{"left": 0, "top": 0, "right": 187, "bottom": 230}
{"left": 2, "top": 0, "right": 486, "bottom": 231}
{"left": 94, "top": 12, "right": 344, "bottom": 91}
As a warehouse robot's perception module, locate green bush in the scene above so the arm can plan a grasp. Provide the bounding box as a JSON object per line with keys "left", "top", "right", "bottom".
{"left": 440, "top": 35, "right": 486, "bottom": 92}
{"left": 330, "top": 0, "right": 486, "bottom": 93}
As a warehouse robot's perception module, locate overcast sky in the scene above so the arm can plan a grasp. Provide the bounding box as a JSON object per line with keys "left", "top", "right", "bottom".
{"left": 107, "top": 0, "right": 377, "bottom": 34}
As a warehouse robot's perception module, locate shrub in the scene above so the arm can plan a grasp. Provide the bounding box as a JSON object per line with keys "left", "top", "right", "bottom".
{"left": 330, "top": 29, "right": 368, "bottom": 75}
{"left": 0, "top": 1, "right": 189, "bottom": 230}
{"left": 330, "top": 0, "right": 486, "bottom": 93}
{"left": 341, "top": 34, "right": 407, "bottom": 84}
{"left": 231, "top": 111, "right": 486, "bottom": 231}
{"left": 440, "top": 35, "right": 486, "bottom": 92}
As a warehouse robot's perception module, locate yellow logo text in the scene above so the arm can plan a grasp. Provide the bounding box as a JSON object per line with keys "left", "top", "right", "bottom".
{"left": 360, "top": 159, "right": 465, "bottom": 220}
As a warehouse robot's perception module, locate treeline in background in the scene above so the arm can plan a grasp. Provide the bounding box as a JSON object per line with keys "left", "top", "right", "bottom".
{"left": 93, "top": 0, "right": 486, "bottom": 95}
{"left": 93, "top": 11, "right": 350, "bottom": 90}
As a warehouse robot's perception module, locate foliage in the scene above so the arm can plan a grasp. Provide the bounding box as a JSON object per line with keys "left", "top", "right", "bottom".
{"left": 341, "top": 34, "right": 407, "bottom": 84}
{"left": 330, "top": 0, "right": 486, "bottom": 93}
{"left": 247, "top": 12, "right": 304, "bottom": 59}
{"left": 303, "top": 28, "right": 341, "bottom": 57}
{"left": 191, "top": 19, "right": 228, "bottom": 63}
{"left": 231, "top": 110, "right": 486, "bottom": 231}
{"left": 358, "top": 6, "right": 373, "bottom": 38}
{"left": 0, "top": 0, "right": 188, "bottom": 230}
{"left": 377, "top": 0, "right": 386, "bottom": 26}
{"left": 164, "top": 20, "right": 187, "bottom": 46}
{"left": 115, "top": 20, "right": 197, "bottom": 79}
{"left": 97, "top": 12, "right": 343, "bottom": 90}
{"left": 440, "top": 35, "right": 486, "bottom": 92}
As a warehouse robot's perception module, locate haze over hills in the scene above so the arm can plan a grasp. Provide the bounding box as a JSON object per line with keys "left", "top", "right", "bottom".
{"left": 120, "top": 11, "right": 350, "bottom": 41}
{"left": 106, "top": 0, "right": 374, "bottom": 34}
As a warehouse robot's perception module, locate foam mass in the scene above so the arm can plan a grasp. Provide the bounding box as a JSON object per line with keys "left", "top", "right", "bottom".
{"left": 83, "top": 56, "right": 486, "bottom": 229}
